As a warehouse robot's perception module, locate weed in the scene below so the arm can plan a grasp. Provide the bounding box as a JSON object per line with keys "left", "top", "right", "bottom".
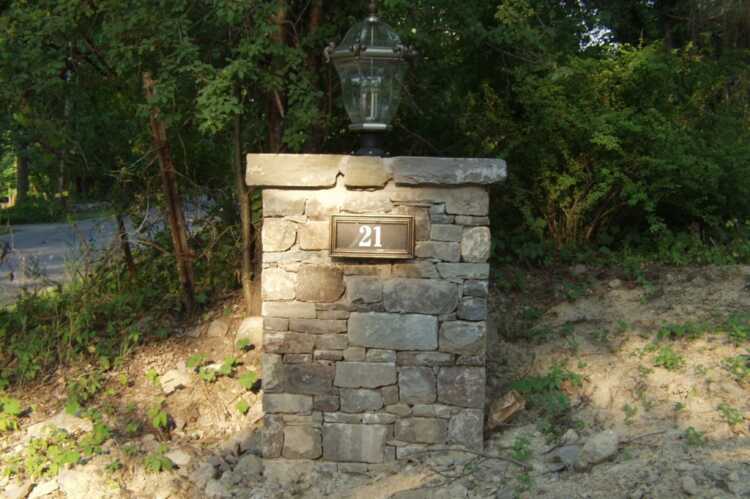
{"left": 520, "top": 306, "right": 543, "bottom": 322}
{"left": 105, "top": 459, "right": 123, "bottom": 473}
{"left": 125, "top": 420, "right": 141, "bottom": 436}
{"left": 591, "top": 328, "right": 610, "bottom": 345}
{"left": 237, "top": 339, "right": 252, "bottom": 351}
{"left": 144, "top": 445, "right": 174, "bottom": 473}
{"left": 148, "top": 400, "right": 169, "bottom": 431}
{"left": 186, "top": 354, "right": 207, "bottom": 370}
{"left": 122, "top": 444, "right": 140, "bottom": 458}
{"left": 657, "top": 322, "right": 706, "bottom": 341}
{"left": 514, "top": 472, "right": 534, "bottom": 495}
{"left": 218, "top": 357, "right": 238, "bottom": 377}
{"left": 724, "top": 314, "right": 750, "bottom": 344}
{"left": 512, "top": 365, "right": 582, "bottom": 438}
{"left": 623, "top": 404, "right": 638, "bottom": 425}
{"left": 673, "top": 402, "right": 686, "bottom": 413}
{"left": 717, "top": 403, "right": 744, "bottom": 426}
{"left": 685, "top": 427, "right": 705, "bottom": 446}
{"left": 0, "top": 396, "right": 23, "bottom": 432}
{"left": 236, "top": 399, "right": 250, "bottom": 415}
{"left": 3, "top": 429, "right": 80, "bottom": 479}
{"left": 562, "top": 281, "right": 588, "bottom": 302}
{"left": 238, "top": 371, "right": 258, "bottom": 391}
{"left": 638, "top": 365, "right": 654, "bottom": 378}
{"left": 722, "top": 355, "right": 750, "bottom": 383}
{"left": 198, "top": 367, "right": 217, "bottom": 383}
{"left": 145, "top": 369, "right": 160, "bottom": 387}
{"left": 653, "top": 346, "right": 685, "bottom": 371}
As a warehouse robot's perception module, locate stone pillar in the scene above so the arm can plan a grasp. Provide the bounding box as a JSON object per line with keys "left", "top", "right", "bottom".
{"left": 247, "top": 154, "right": 506, "bottom": 465}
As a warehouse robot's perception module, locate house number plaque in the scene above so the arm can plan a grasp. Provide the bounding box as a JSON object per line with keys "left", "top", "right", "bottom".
{"left": 330, "top": 215, "right": 415, "bottom": 259}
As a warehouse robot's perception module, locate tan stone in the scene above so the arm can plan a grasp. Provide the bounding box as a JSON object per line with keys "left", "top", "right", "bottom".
{"left": 299, "top": 222, "right": 330, "bottom": 251}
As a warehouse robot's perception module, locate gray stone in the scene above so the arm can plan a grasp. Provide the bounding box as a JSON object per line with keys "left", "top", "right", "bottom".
{"left": 341, "top": 156, "right": 392, "bottom": 187}
{"left": 390, "top": 157, "right": 506, "bottom": 185}
{"left": 263, "top": 301, "right": 317, "bottom": 319}
{"left": 317, "top": 310, "right": 350, "bottom": 319}
{"left": 399, "top": 367, "right": 437, "bottom": 404}
{"left": 207, "top": 317, "right": 231, "bottom": 338}
{"left": 28, "top": 480, "right": 58, "bottom": 499}
{"left": 383, "top": 278, "right": 458, "bottom": 315}
{"left": 26, "top": 411, "right": 93, "bottom": 440}
{"left": 577, "top": 430, "right": 619, "bottom": 469}
{"left": 298, "top": 221, "right": 330, "bottom": 251}
{"left": 261, "top": 354, "right": 284, "bottom": 393}
{"left": 160, "top": 368, "right": 191, "bottom": 395}
{"left": 237, "top": 317, "right": 264, "bottom": 348}
{"left": 397, "top": 351, "right": 454, "bottom": 366}
{"left": 455, "top": 215, "right": 490, "bottom": 226}
{"left": 264, "top": 394, "right": 313, "bottom": 414}
{"left": 284, "top": 353, "right": 312, "bottom": 363}
{"left": 391, "top": 484, "right": 469, "bottom": 499}
{"left": 3, "top": 481, "right": 33, "bottom": 499}
{"left": 436, "top": 263, "right": 490, "bottom": 280}
{"left": 458, "top": 297, "right": 487, "bottom": 320}
{"left": 164, "top": 449, "right": 192, "bottom": 467}
{"left": 391, "top": 262, "right": 439, "bottom": 279}
{"left": 343, "top": 347, "right": 366, "bottom": 361}
{"left": 395, "top": 418, "right": 448, "bottom": 444}
{"left": 305, "top": 197, "right": 340, "bottom": 220}
{"left": 341, "top": 389, "right": 384, "bottom": 412}
{"left": 389, "top": 186, "right": 489, "bottom": 216}
{"left": 461, "top": 227, "right": 491, "bottom": 263}
{"left": 340, "top": 264, "right": 392, "bottom": 277}
{"left": 345, "top": 276, "right": 383, "bottom": 304}
{"left": 439, "top": 321, "right": 486, "bottom": 355}
{"left": 314, "top": 334, "right": 348, "bottom": 350}
{"left": 342, "top": 190, "right": 393, "bottom": 214}
{"left": 456, "top": 354, "right": 485, "bottom": 366}
{"left": 278, "top": 363, "right": 336, "bottom": 395}
{"left": 430, "top": 224, "right": 463, "bottom": 242}
{"left": 282, "top": 426, "right": 322, "bottom": 459}
{"left": 263, "top": 220, "right": 297, "bottom": 252}
{"left": 339, "top": 462, "right": 369, "bottom": 474}
{"left": 205, "top": 479, "right": 231, "bottom": 498}
{"left": 322, "top": 424, "right": 391, "bottom": 463}
{"left": 681, "top": 475, "right": 700, "bottom": 496}
{"left": 296, "top": 265, "right": 345, "bottom": 303}
{"left": 556, "top": 445, "right": 581, "bottom": 468}
{"left": 381, "top": 385, "right": 399, "bottom": 405}
{"left": 314, "top": 394, "right": 340, "bottom": 412}
{"left": 247, "top": 154, "right": 341, "bottom": 187}
{"left": 263, "top": 190, "right": 307, "bottom": 216}
{"left": 437, "top": 367, "right": 485, "bottom": 408}
{"left": 366, "top": 349, "right": 396, "bottom": 363}
{"left": 262, "top": 268, "right": 297, "bottom": 301}
{"left": 349, "top": 313, "right": 438, "bottom": 351}
{"left": 462, "top": 280, "right": 488, "bottom": 298}
{"left": 393, "top": 205, "right": 430, "bottom": 240}
{"left": 362, "top": 413, "right": 397, "bottom": 424}
{"left": 411, "top": 404, "right": 456, "bottom": 418}
{"left": 289, "top": 318, "right": 347, "bottom": 334}
{"left": 265, "top": 332, "right": 315, "bottom": 354}
{"left": 58, "top": 470, "right": 108, "bottom": 498}
{"left": 263, "top": 317, "right": 289, "bottom": 332}
{"left": 386, "top": 403, "right": 412, "bottom": 416}
{"left": 335, "top": 362, "right": 397, "bottom": 388}
{"left": 314, "top": 350, "right": 343, "bottom": 361}
{"left": 233, "top": 454, "right": 263, "bottom": 479}
{"left": 325, "top": 412, "right": 362, "bottom": 424}
{"left": 282, "top": 412, "right": 323, "bottom": 426}
{"left": 448, "top": 409, "right": 483, "bottom": 450}
{"left": 415, "top": 242, "right": 460, "bottom": 262}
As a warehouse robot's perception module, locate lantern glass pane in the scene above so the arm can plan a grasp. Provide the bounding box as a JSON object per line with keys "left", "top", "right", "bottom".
{"left": 341, "top": 19, "right": 402, "bottom": 49}
{"left": 336, "top": 58, "right": 406, "bottom": 127}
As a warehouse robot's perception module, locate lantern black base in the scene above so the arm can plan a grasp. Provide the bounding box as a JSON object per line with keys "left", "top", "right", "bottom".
{"left": 355, "top": 132, "right": 386, "bottom": 157}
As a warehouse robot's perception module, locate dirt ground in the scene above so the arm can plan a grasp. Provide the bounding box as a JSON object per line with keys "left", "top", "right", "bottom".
{"left": 1, "top": 264, "right": 749, "bottom": 498}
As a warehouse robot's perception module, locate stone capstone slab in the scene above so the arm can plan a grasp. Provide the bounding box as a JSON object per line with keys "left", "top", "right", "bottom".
{"left": 334, "top": 362, "right": 397, "bottom": 388}
{"left": 263, "top": 190, "right": 307, "bottom": 217}
{"left": 264, "top": 394, "right": 314, "bottom": 414}
{"left": 341, "top": 156, "right": 392, "bottom": 187}
{"left": 390, "top": 157, "right": 506, "bottom": 186}
{"left": 322, "top": 423, "right": 391, "bottom": 463}
{"left": 340, "top": 389, "right": 384, "bottom": 413}
{"left": 437, "top": 367, "right": 485, "bottom": 408}
{"left": 247, "top": 154, "right": 341, "bottom": 187}
{"left": 383, "top": 278, "right": 458, "bottom": 315}
{"left": 398, "top": 367, "right": 437, "bottom": 404}
{"left": 282, "top": 426, "right": 322, "bottom": 459}
{"left": 296, "top": 265, "right": 345, "bottom": 303}
{"left": 395, "top": 417, "right": 448, "bottom": 444}
{"left": 448, "top": 409, "right": 483, "bottom": 450}
{"left": 263, "top": 301, "right": 317, "bottom": 319}
{"left": 263, "top": 220, "right": 297, "bottom": 252}
{"left": 439, "top": 321, "right": 486, "bottom": 355}
{"left": 461, "top": 226, "right": 491, "bottom": 263}
{"left": 348, "top": 313, "right": 438, "bottom": 351}
{"left": 262, "top": 268, "right": 296, "bottom": 301}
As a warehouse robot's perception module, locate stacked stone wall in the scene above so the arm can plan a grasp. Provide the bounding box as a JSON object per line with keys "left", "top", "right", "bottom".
{"left": 247, "top": 154, "right": 505, "bottom": 467}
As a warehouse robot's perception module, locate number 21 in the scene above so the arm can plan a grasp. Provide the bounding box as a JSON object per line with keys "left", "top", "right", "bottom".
{"left": 358, "top": 225, "right": 382, "bottom": 248}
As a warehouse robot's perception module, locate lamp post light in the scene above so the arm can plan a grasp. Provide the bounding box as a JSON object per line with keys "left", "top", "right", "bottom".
{"left": 325, "top": 0, "right": 414, "bottom": 156}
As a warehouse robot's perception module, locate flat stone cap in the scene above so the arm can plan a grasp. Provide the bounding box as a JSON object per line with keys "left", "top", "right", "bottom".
{"left": 246, "top": 154, "right": 506, "bottom": 188}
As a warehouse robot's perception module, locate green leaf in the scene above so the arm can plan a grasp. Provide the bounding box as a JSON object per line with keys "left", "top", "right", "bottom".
{"left": 238, "top": 371, "right": 257, "bottom": 390}
{"left": 236, "top": 399, "right": 250, "bottom": 415}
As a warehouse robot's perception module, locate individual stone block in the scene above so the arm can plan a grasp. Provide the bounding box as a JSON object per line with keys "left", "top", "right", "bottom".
{"left": 393, "top": 205, "right": 430, "bottom": 240}
{"left": 263, "top": 190, "right": 307, "bottom": 217}
{"left": 340, "top": 389, "right": 384, "bottom": 413}
{"left": 391, "top": 262, "right": 439, "bottom": 279}
{"left": 263, "top": 301, "right": 316, "bottom": 319}
{"left": 340, "top": 264, "right": 392, "bottom": 277}
{"left": 314, "top": 394, "right": 340, "bottom": 412}
{"left": 264, "top": 394, "right": 313, "bottom": 414}
{"left": 389, "top": 186, "right": 489, "bottom": 216}
{"left": 390, "top": 157, "right": 506, "bottom": 186}
{"left": 314, "top": 334, "right": 348, "bottom": 351}
{"left": 262, "top": 415, "right": 284, "bottom": 458}
{"left": 325, "top": 413, "right": 362, "bottom": 424}
{"left": 463, "top": 280, "right": 488, "bottom": 298}
{"left": 341, "top": 156, "right": 392, "bottom": 187}
{"left": 263, "top": 317, "right": 289, "bottom": 332}
{"left": 342, "top": 190, "right": 393, "bottom": 213}
{"left": 299, "top": 222, "right": 330, "bottom": 251}
{"left": 265, "top": 332, "right": 315, "bottom": 354}
{"left": 263, "top": 220, "right": 297, "bottom": 252}
{"left": 322, "top": 424, "right": 391, "bottom": 463}
{"left": 415, "top": 242, "right": 460, "bottom": 262}
{"left": 262, "top": 354, "right": 284, "bottom": 393}
{"left": 314, "top": 350, "right": 344, "bottom": 361}
{"left": 448, "top": 409, "right": 484, "bottom": 450}
{"left": 262, "top": 268, "right": 297, "bottom": 301}
{"left": 383, "top": 279, "right": 458, "bottom": 315}
{"left": 436, "top": 263, "right": 490, "bottom": 280}
{"left": 430, "top": 224, "right": 463, "bottom": 242}
{"left": 380, "top": 385, "right": 399, "bottom": 405}
{"left": 284, "top": 354, "right": 312, "bottom": 363}
{"left": 343, "top": 347, "right": 366, "bottom": 361}
{"left": 439, "top": 321, "right": 486, "bottom": 355}
{"left": 317, "top": 310, "right": 350, "bottom": 320}
{"left": 396, "top": 352, "right": 454, "bottom": 366}
{"left": 395, "top": 418, "right": 448, "bottom": 444}
{"left": 280, "top": 363, "right": 336, "bottom": 395}
{"left": 458, "top": 297, "right": 488, "bottom": 321}
{"left": 348, "top": 313, "right": 438, "bottom": 351}
{"left": 461, "top": 227, "right": 491, "bottom": 263}
{"left": 247, "top": 154, "right": 341, "bottom": 187}
{"left": 296, "top": 266, "right": 346, "bottom": 303}
{"left": 398, "top": 367, "right": 437, "bottom": 404}
{"left": 362, "top": 413, "right": 396, "bottom": 424}
{"left": 437, "top": 367, "right": 485, "bottom": 408}
{"left": 455, "top": 216, "right": 490, "bottom": 226}
{"left": 334, "top": 362, "right": 397, "bottom": 388}
{"left": 282, "top": 426, "right": 322, "bottom": 459}
{"left": 306, "top": 197, "right": 340, "bottom": 221}
{"left": 345, "top": 277, "right": 383, "bottom": 304}
{"left": 411, "top": 404, "right": 457, "bottom": 418}
{"left": 289, "top": 319, "right": 348, "bottom": 334}
{"left": 366, "top": 349, "right": 396, "bottom": 363}
{"left": 385, "top": 403, "right": 411, "bottom": 417}
{"left": 282, "top": 413, "right": 323, "bottom": 426}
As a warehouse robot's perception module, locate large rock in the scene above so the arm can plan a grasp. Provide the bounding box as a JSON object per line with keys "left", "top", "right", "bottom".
{"left": 341, "top": 156, "right": 392, "bottom": 187}
{"left": 160, "top": 368, "right": 192, "bottom": 395}
{"left": 458, "top": 297, "right": 487, "bottom": 321}
{"left": 263, "top": 220, "right": 297, "bottom": 252}
{"left": 206, "top": 317, "right": 231, "bottom": 338}
{"left": 334, "top": 362, "right": 397, "bottom": 388}
{"left": 296, "top": 266, "right": 345, "bottom": 303}
{"left": 390, "top": 157, "right": 506, "bottom": 186}
{"left": 395, "top": 418, "right": 448, "bottom": 444}
{"left": 263, "top": 190, "right": 307, "bottom": 216}
{"left": 448, "top": 409, "right": 483, "bottom": 450}
{"left": 383, "top": 279, "right": 458, "bottom": 315}
{"left": 237, "top": 317, "right": 263, "bottom": 348}
{"left": 348, "top": 313, "right": 438, "bottom": 350}
{"left": 299, "top": 222, "right": 330, "bottom": 251}
{"left": 261, "top": 354, "right": 284, "bottom": 392}
{"left": 415, "top": 242, "right": 460, "bottom": 262}
{"left": 322, "top": 424, "right": 391, "bottom": 463}
{"left": 399, "top": 367, "right": 437, "bottom": 404}
{"left": 262, "top": 301, "right": 316, "bottom": 319}
{"left": 340, "top": 389, "right": 384, "bottom": 412}
{"left": 247, "top": 154, "right": 341, "bottom": 187}
{"left": 26, "top": 411, "right": 93, "bottom": 439}
{"left": 577, "top": 430, "right": 619, "bottom": 469}
{"left": 345, "top": 276, "right": 383, "bottom": 304}
{"left": 437, "top": 367, "right": 485, "bottom": 408}
{"left": 282, "top": 426, "right": 322, "bottom": 459}
{"left": 439, "top": 321, "right": 486, "bottom": 355}
{"left": 436, "top": 263, "right": 490, "bottom": 280}
{"left": 262, "top": 268, "right": 297, "bottom": 301}
{"left": 461, "top": 227, "right": 491, "bottom": 263}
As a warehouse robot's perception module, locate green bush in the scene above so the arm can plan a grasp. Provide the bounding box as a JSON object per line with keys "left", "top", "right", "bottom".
{"left": 0, "top": 197, "right": 63, "bottom": 225}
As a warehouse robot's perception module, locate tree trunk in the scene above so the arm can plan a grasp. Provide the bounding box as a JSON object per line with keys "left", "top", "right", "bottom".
{"left": 267, "top": 0, "right": 287, "bottom": 152}
{"left": 15, "top": 149, "right": 29, "bottom": 206}
{"left": 142, "top": 72, "right": 196, "bottom": 314}
{"left": 116, "top": 212, "right": 137, "bottom": 278}
{"left": 233, "top": 85, "right": 256, "bottom": 313}
{"left": 303, "top": 0, "right": 327, "bottom": 153}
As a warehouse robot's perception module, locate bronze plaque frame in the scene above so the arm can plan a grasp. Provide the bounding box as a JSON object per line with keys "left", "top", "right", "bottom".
{"left": 330, "top": 215, "right": 415, "bottom": 259}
